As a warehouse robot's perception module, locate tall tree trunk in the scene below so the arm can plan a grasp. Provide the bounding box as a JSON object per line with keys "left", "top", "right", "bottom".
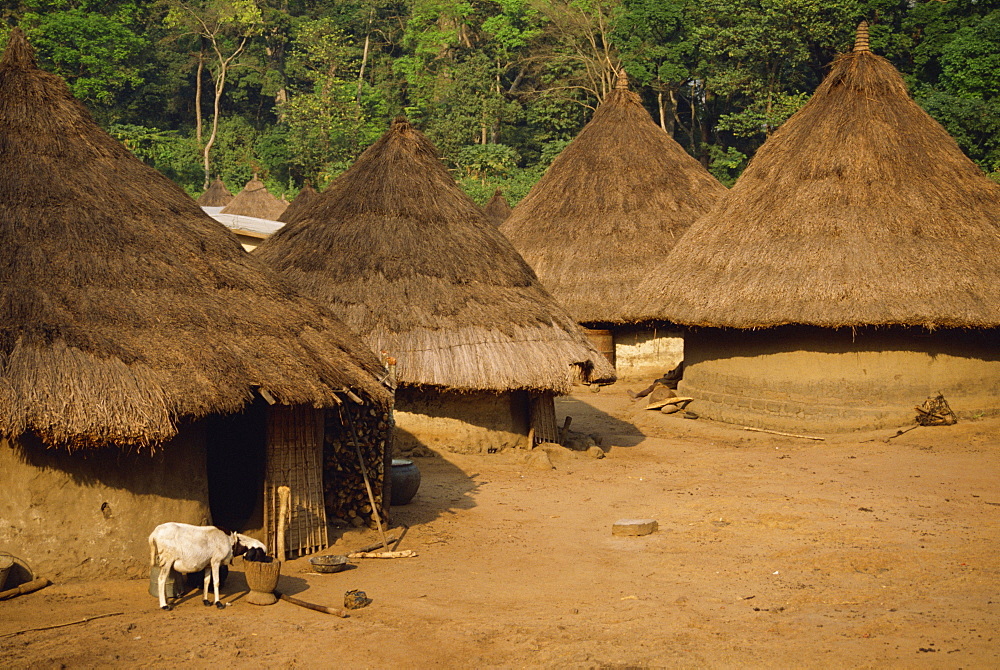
{"left": 203, "top": 63, "right": 229, "bottom": 190}
{"left": 356, "top": 5, "right": 374, "bottom": 105}
{"left": 195, "top": 43, "right": 205, "bottom": 147}
{"left": 267, "top": 37, "right": 288, "bottom": 114}
{"left": 658, "top": 91, "right": 666, "bottom": 132}
{"left": 201, "top": 36, "right": 248, "bottom": 189}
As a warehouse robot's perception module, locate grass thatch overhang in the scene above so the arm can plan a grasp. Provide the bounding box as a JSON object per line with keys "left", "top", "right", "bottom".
{"left": 500, "top": 71, "right": 727, "bottom": 324}
{"left": 634, "top": 22, "right": 1000, "bottom": 330}
{"left": 196, "top": 177, "right": 233, "bottom": 207}
{"left": 254, "top": 117, "right": 616, "bottom": 393}
{"left": 0, "top": 29, "right": 391, "bottom": 451}
{"left": 483, "top": 188, "right": 512, "bottom": 226}
{"left": 278, "top": 183, "right": 319, "bottom": 224}
{"left": 221, "top": 175, "right": 287, "bottom": 221}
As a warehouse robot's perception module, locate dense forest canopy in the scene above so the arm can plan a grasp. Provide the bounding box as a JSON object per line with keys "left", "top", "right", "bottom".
{"left": 2, "top": 0, "right": 998, "bottom": 203}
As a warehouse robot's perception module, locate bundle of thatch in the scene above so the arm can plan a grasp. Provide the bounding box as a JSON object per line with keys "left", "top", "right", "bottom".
{"left": 483, "top": 187, "right": 512, "bottom": 226}
{"left": 0, "top": 29, "right": 391, "bottom": 449}
{"left": 501, "top": 71, "right": 726, "bottom": 324}
{"left": 634, "top": 22, "right": 1000, "bottom": 329}
{"left": 278, "top": 183, "right": 319, "bottom": 224}
{"left": 221, "top": 174, "right": 287, "bottom": 221}
{"left": 254, "top": 117, "right": 615, "bottom": 392}
{"left": 196, "top": 177, "right": 233, "bottom": 206}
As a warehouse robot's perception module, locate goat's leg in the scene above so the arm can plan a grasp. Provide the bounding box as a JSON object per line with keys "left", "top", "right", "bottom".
{"left": 158, "top": 560, "right": 173, "bottom": 611}
{"left": 202, "top": 567, "right": 213, "bottom": 606}
{"left": 211, "top": 562, "right": 225, "bottom": 609}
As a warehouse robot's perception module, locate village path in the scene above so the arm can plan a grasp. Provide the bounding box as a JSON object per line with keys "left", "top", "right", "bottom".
{"left": 2, "top": 383, "right": 999, "bottom": 668}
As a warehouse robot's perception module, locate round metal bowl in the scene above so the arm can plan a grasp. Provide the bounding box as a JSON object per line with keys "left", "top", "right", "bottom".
{"left": 309, "top": 555, "right": 348, "bottom": 574}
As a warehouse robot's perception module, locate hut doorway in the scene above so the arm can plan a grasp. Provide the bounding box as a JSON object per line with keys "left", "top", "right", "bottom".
{"left": 205, "top": 397, "right": 268, "bottom": 531}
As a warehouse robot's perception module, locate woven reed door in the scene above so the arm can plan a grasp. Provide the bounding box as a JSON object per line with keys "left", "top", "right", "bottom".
{"left": 529, "top": 392, "right": 559, "bottom": 445}
{"left": 263, "top": 405, "right": 329, "bottom": 559}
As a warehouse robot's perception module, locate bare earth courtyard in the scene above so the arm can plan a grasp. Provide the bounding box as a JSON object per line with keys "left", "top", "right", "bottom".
{"left": 2, "top": 384, "right": 998, "bottom": 668}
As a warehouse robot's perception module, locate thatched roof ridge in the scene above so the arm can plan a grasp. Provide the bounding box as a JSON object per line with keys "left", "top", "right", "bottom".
{"left": 221, "top": 175, "right": 287, "bottom": 221}
{"left": 500, "top": 72, "right": 726, "bottom": 324}
{"left": 254, "top": 117, "right": 615, "bottom": 393}
{"left": 278, "top": 183, "right": 319, "bottom": 224}
{"left": 197, "top": 177, "right": 233, "bottom": 206}
{"left": 0, "top": 29, "right": 391, "bottom": 450}
{"left": 634, "top": 26, "right": 1000, "bottom": 329}
{"left": 483, "top": 188, "right": 512, "bottom": 226}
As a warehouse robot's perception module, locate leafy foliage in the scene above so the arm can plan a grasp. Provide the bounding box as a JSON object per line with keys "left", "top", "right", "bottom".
{"left": 2, "top": 0, "right": 998, "bottom": 195}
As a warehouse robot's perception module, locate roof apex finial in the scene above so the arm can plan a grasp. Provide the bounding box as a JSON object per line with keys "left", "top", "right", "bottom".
{"left": 1, "top": 27, "right": 37, "bottom": 68}
{"left": 854, "top": 20, "right": 870, "bottom": 53}
{"left": 615, "top": 68, "right": 630, "bottom": 91}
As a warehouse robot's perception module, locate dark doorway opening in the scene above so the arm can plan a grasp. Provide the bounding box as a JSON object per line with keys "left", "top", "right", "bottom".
{"left": 205, "top": 397, "right": 267, "bottom": 531}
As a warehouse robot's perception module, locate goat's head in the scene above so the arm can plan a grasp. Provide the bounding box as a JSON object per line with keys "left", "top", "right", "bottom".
{"left": 230, "top": 532, "right": 249, "bottom": 557}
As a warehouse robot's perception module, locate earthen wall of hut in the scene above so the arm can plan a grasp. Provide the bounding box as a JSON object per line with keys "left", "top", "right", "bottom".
{"left": 612, "top": 326, "right": 685, "bottom": 381}
{"left": 393, "top": 388, "right": 530, "bottom": 455}
{"left": 679, "top": 327, "right": 1000, "bottom": 432}
{"left": 0, "top": 427, "right": 211, "bottom": 581}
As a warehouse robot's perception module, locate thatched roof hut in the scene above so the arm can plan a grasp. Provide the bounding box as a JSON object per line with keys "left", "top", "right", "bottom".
{"left": 501, "top": 71, "right": 726, "bottom": 325}
{"left": 0, "top": 29, "right": 392, "bottom": 576}
{"left": 631, "top": 23, "right": 1000, "bottom": 432}
{"left": 196, "top": 177, "right": 233, "bottom": 206}
{"left": 221, "top": 174, "right": 287, "bottom": 221}
{"left": 635, "top": 23, "right": 1000, "bottom": 329}
{"left": 483, "top": 187, "right": 512, "bottom": 226}
{"left": 0, "top": 30, "right": 388, "bottom": 448}
{"left": 278, "top": 183, "right": 319, "bottom": 224}
{"left": 256, "top": 117, "right": 613, "bottom": 394}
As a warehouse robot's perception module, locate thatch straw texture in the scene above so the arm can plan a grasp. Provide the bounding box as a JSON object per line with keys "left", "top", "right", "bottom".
{"left": 501, "top": 74, "right": 726, "bottom": 324}
{"left": 483, "top": 188, "right": 512, "bottom": 226}
{"left": 221, "top": 175, "right": 287, "bottom": 221}
{"left": 197, "top": 177, "right": 233, "bottom": 206}
{"left": 633, "top": 29, "right": 1000, "bottom": 329}
{"left": 0, "top": 29, "right": 391, "bottom": 450}
{"left": 278, "top": 183, "right": 318, "bottom": 224}
{"left": 254, "top": 117, "right": 615, "bottom": 393}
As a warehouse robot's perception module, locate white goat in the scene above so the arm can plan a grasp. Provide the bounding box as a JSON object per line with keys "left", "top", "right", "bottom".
{"left": 148, "top": 522, "right": 250, "bottom": 610}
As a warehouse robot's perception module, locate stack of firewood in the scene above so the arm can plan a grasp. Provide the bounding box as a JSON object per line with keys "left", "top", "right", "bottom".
{"left": 323, "top": 405, "right": 394, "bottom": 527}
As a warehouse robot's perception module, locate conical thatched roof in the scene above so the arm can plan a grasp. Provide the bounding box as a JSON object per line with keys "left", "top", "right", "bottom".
{"left": 254, "top": 117, "right": 615, "bottom": 392}
{"left": 221, "top": 175, "right": 287, "bottom": 221}
{"left": 501, "top": 70, "right": 726, "bottom": 324}
{"left": 196, "top": 177, "right": 233, "bottom": 206}
{"left": 633, "top": 22, "right": 1000, "bottom": 329}
{"left": 0, "top": 29, "right": 391, "bottom": 450}
{"left": 278, "top": 183, "right": 319, "bottom": 224}
{"left": 483, "top": 188, "right": 512, "bottom": 226}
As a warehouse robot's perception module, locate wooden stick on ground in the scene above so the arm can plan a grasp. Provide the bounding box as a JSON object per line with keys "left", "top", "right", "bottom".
{"left": 741, "top": 426, "right": 825, "bottom": 441}
{"left": 347, "top": 550, "right": 417, "bottom": 559}
{"left": 0, "top": 611, "right": 123, "bottom": 638}
{"left": 885, "top": 425, "right": 921, "bottom": 441}
{"left": 0, "top": 577, "right": 51, "bottom": 601}
{"left": 278, "top": 592, "right": 349, "bottom": 618}
{"left": 351, "top": 524, "right": 409, "bottom": 555}
{"left": 391, "top": 524, "right": 409, "bottom": 552}
{"left": 354, "top": 535, "right": 399, "bottom": 554}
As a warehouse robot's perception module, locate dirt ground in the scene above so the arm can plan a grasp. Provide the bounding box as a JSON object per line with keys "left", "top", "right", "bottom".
{"left": 3, "top": 383, "right": 999, "bottom": 668}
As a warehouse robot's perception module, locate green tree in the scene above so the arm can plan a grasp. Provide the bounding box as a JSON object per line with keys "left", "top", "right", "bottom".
{"left": 907, "top": 0, "right": 1000, "bottom": 179}
{"left": 18, "top": 0, "right": 149, "bottom": 119}
{"left": 279, "top": 15, "right": 387, "bottom": 183}
{"left": 165, "top": 0, "right": 264, "bottom": 188}
{"left": 613, "top": 0, "right": 695, "bottom": 133}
